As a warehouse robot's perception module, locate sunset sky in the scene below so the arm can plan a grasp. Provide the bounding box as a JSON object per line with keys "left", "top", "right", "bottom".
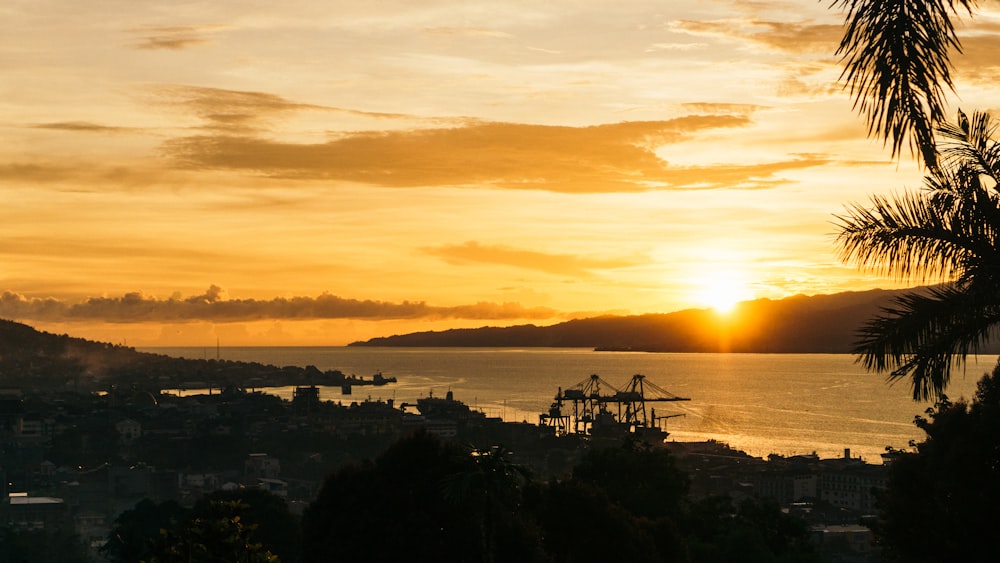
{"left": 3, "top": 1, "right": 1000, "bottom": 346}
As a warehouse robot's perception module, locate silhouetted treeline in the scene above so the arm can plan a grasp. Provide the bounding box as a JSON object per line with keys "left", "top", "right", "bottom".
{"left": 102, "top": 432, "right": 819, "bottom": 563}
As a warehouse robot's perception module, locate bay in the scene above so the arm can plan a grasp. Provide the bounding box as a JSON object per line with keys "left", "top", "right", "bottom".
{"left": 140, "top": 347, "right": 994, "bottom": 464}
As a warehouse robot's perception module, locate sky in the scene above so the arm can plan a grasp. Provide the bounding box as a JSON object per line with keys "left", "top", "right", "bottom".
{"left": 3, "top": 0, "right": 1000, "bottom": 347}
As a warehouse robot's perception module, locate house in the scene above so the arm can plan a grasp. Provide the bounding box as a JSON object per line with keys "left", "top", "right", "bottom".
{"left": 256, "top": 477, "right": 288, "bottom": 498}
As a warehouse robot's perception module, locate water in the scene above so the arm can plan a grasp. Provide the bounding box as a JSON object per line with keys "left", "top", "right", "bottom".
{"left": 141, "top": 346, "right": 994, "bottom": 463}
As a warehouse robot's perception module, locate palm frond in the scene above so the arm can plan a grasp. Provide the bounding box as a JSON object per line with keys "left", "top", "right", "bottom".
{"left": 854, "top": 284, "right": 1000, "bottom": 400}
{"left": 835, "top": 191, "right": 977, "bottom": 281}
{"left": 832, "top": 0, "right": 976, "bottom": 168}
{"left": 937, "top": 110, "right": 1000, "bottom": 186}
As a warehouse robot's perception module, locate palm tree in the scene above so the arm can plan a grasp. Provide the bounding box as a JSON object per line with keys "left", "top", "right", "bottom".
{"left": 833, "top": 0, "right": 976, "bottom": 170}
{"left": 441, "top": 444, "right": 532, "bottom": 563}
{"left": 836, "top": 110, "right": 1000, "bottom": 400}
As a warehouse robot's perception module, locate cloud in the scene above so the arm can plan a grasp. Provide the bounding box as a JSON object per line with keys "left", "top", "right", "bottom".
{"left": 0, "top": 286, "right": 560, "bottom": 323}
{"left": 743, "top": 20, "right": 842, "bottom": 54}
{"left": 164, "top": 114, "right": 827, "bottom": 192}
{"left": 0, "top": 161, "right": 184, "bottom": 189}
{"left": 423, "top": 241, "right": 646, "bottom": 276}
{"left": 128, "top": 25, "right": 226, "bottom": 50}
{"left": 0, "top": 163, "right": 75, "bottom": 183}
{"left": 29, "top": 121, "right": 129, "bottom": 133}
{"left": 679, "top": 103, "right": 768, "bottom": 115}
{"left": 157, "top": 86, "right": 326, "bottom": 132}
{"left": 422, "top": 26, "right": 512, "bottom": 38}
{"left": 156, "top": 85, "right": 419, "bottom": 133}
{"left": 954, "top": 22, "right": 1000, "bottom": 85}
{"left": 670, "top": 19, "right": 841, "bottom": 54}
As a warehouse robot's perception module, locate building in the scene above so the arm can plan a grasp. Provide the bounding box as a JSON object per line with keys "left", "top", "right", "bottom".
{"left": 114, "top": 418, "right": 142, "bottom": 445}
{"left": 245, "top": 453, "right": 281, "bottom": 480}
{"left": 2, "top": 492, "right": 67, "bottom": 531}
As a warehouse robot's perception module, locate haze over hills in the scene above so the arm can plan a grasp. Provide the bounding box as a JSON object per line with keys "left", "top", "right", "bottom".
{"left": 352, "top": 286, "right": 1000, "bottom": 354}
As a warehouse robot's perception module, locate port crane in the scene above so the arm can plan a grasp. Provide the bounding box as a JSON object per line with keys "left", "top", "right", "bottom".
{"left": 539, "top": 374, "right": 690, "bottom": 438}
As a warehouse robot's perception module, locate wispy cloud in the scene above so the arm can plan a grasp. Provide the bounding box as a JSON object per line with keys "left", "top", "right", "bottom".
{"left": 423, "top": 241, "right": 646, "bottom": 276}
{"left": 0, "top": 163, "right": 75, "bottom": 183}
{"left": 679, "top": 103, "right": 768, "bottom": 115}
{"left": 954, "top": 21, "right": 1000, "bottom": 86}
{"left": 128, "top": 25, "right": 227, "bottom": 50}
{"left": 156, "top": 85, "right": 420, "bottom": 133}
{"left": 670, "top": 18, "right": 841, "bottom": 54}
{"left": 157, "top": 85, "right": 326, "bottom": 133}
{"left": 0, "top": 286, "right": 560, "bottom": 323}
{"left": 422, "top": 26, "right": 512, "bottom": 38}
{"left": 29, "top": 121, "right": 130, "bottom": 133}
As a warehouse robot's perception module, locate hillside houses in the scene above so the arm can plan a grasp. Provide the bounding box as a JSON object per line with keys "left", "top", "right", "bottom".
{"left": 2, "top": 385, "right": 888, "bottom": 561}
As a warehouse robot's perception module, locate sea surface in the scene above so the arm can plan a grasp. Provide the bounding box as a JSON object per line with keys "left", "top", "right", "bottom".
{"left": 140, "top": 347, "right": 994, "bottom": 463}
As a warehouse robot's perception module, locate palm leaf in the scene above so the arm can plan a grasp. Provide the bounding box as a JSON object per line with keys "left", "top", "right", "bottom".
{"left": 855, "top": 284, "right": 1000, "bottom": 400}
{"left": 837, "top": 109, "right": 1000, "bottom": 400}
{"left": 832, "top": 0, "right": 975, "bottom": 168}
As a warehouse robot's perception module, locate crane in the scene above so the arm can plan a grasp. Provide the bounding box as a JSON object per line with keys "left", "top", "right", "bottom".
{"left": 539, "top": 373, "right": 689, "bottom": 439}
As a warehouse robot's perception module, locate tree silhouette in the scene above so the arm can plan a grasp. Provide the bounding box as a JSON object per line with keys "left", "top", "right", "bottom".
{"left": 836, "top": 111, "right": 1000, "bottom": 400}
{"left": 102, "top": 498, "right": 188, "bottom": 563}
{"left": 873, "top": 364, "right": 1000, "bottom": 561}
{"left": 440, "top": 444, "right": 533, "bottom": 563}
{"left": 300, "top": 431, "right": 482, "bottom": 563}
{"left": 571, "top": 439, "right": 689, "bottom": 520}
{"left": 104, "top": 491, "right": 295, "bottom": 563}
{"left": 193, "top": 489, "right": 300, "bottom": 563}
{"left": 145, "top": 500, "right": 280, "bottom": 563}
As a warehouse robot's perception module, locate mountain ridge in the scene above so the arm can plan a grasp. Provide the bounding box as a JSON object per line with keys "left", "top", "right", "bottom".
{"left": 351, "top": 286, "right": 1000, "bottom": 353}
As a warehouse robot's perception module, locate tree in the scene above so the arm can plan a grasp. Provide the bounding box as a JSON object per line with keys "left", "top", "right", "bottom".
{"left": 145, "top": 500, "right": 280, "bottom": 563}
{"left": 682, "top": 495, "right": 816, "bottom": 563}
{"left": 571, "top": 439, "right": 689, "bottom": 520}
{"left": 102, "top": 498, "right": 188, "bottom": 563}
{"left": 872, "top": 363, "right": 1000, "bottom": 561}
{"left": 529, "top": 479, "right": 661, "bottom": 563}
{"left": 300, "top": 431, "right": 483, "bottom": 563}
{"left": 440, "top": 444, "right": 536, "bottom": 563}
{"left": 833, "top": 0, "right": 977, "bottom": 169}
{"left": 194, "top": 489, "right": 300, "bottom": 563}
{"left": 835, "top": 110, "right": 1000, "bottom": 400}
{"left": 104, "top": 491, "right": 296, "bottom": 563}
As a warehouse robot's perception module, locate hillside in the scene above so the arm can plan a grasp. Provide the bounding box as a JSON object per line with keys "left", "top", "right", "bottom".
{"left": 0, "top": 319, "right": 349, "bottom": 391}
{"left": 351, "top": 287, "right": 1000, "bottom": 353}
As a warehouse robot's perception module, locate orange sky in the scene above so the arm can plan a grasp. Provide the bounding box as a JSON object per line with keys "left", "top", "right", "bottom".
{"left": 3, "top": 1, "right": 1000, "bottom": 346}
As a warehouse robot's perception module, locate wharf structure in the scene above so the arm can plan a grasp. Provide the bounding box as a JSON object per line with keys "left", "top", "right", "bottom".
{"left": 539, "top": 373, "right": 690, "bottom": 441}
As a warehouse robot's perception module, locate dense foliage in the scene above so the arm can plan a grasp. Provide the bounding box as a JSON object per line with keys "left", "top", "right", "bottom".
{"left": 873, "top": 362, "right": 1000, "bottom": 561}
{"left": 299, "top": 431, "right": 818, "bottom": 563}
{"left": 103, "top": 489, "right": 299, "bottom": 563}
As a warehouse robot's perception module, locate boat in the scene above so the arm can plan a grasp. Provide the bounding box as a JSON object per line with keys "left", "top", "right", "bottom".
{"left": 371, "top": 371, "right": 397, "bottom": 386}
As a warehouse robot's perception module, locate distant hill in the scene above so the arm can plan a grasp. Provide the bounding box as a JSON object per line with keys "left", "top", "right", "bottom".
{"left": 351, "top": 287, "right": 1000, "bottom": 353}
{"left": 0, "top": 319, "right": 350, "bottom": 391}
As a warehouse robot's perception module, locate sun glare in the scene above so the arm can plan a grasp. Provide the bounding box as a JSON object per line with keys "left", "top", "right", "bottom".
{"left": 693, "top": 273, "right": 754, "bottom": 314}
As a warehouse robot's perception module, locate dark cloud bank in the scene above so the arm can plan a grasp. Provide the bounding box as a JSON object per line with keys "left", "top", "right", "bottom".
{"left": 0, "top": 286, "right": 558, "bottom": 324}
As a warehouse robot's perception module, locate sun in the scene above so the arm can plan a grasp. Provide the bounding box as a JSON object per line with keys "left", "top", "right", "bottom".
{"left": 692, "top": 273, "right": 754, "bottom": 314}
